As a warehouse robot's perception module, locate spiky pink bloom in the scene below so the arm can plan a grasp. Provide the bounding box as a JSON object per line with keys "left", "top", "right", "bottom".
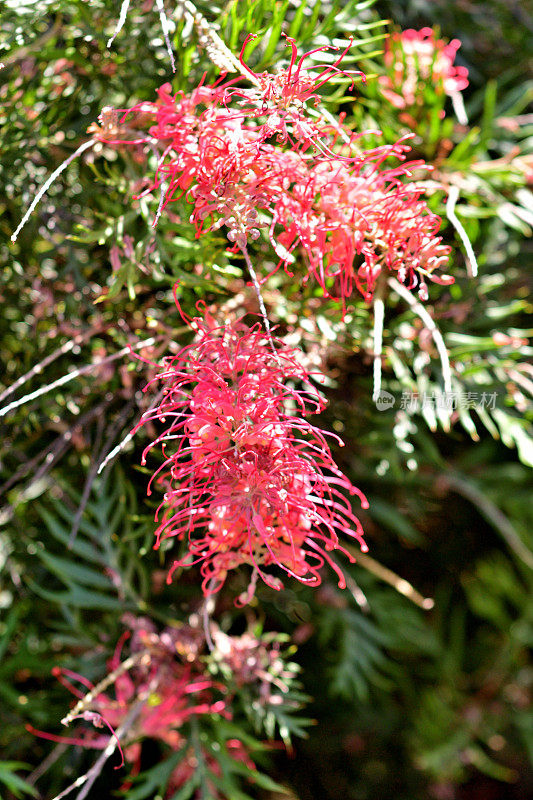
{"left": 96, "top": 33, "right": 363, "bottom": 250}
{"left": 28, "top": 617, "right": 228, "bottom": 775}
{"left": 111, "top": 81, "right": 309, "bottom": 250}
{"left": 137, "top": 310, "right": 368, "bottom": 599}
{"left": 224, "top": 33, "right": 364, "bottom": 147}
{"left": 93, "top": 44, "right": 452, "bottom": 306}
{"left": 273, "top": 147, "right": 453, "bottom": 303}
{"left": 93, "top": 624, "right": 227, "bottom": 751}
{"left": 379, "top": 27, "right": 469, "bottom": 109}
{"left": 31, "top": 618, "right": 290, "bottom": 793}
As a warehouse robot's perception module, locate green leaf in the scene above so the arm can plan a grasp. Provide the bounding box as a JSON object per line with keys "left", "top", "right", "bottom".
{"left": 125, "top": 750, "right": 184, "bottom": 800}
{"left": 0, "top": 763, "right": 38, "bottom": 799}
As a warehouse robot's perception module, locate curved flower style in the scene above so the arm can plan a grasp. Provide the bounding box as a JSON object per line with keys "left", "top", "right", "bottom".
{"left": 223, "top": 33, "right": 364, "bottom": 146}
{"left": 379, "top": 27, "right": 469, "bottom": 110}
{"left": 274, "top": 150, "right": 453, "bottom": 303}
{"left": 137, "top": 311, "right": 368, "bottom": 599}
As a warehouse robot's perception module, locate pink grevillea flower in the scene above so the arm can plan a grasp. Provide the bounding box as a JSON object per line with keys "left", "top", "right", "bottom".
{"left": 136, "top": 309, "right": 368, "bottom": 600}
{"left": 223, "top": 33, "right": 364, "bottom": 147}
{"left": 94, "top": 624, "right": 227, "bottom": 752}
{"left": 29, "top": 618, "right": 227, "bottom": 768}
{"left": 212, "top": 627, "right": 297, "bottom": 705}
{"left": 273, "top": 145, "right": 453, "bottom": 303}
{"left": 97, "top": 33, "right": 365, "bottom": 249}
{"left": 112, "top": 81, "right": 309, "bottom": 250}
{"left": 379, "top": 27, "right": 469, "bottom": 110}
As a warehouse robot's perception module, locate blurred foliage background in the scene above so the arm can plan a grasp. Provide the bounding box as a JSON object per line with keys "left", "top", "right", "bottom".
{"left": 1, "top": 1, "right": 532, "bottom": 799}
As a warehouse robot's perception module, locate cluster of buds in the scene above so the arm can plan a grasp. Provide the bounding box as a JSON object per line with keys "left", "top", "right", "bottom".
{"left": 212, "top": 627, "right": 298, "bottom": 708}
{"left": 136, "top": 308, "right": 368, "bottom": 601}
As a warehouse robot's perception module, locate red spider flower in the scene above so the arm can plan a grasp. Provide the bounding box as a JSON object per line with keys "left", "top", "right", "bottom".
{"left": 136, "top": 308, "right": 368, "bottom": 600}
{"left": 379, "top": 27, "right": 469, "bottom": 110}
{"left": 94, "top": 38, "right": 365, "bottom": 251}
{"left": 223, "top": 33, "right": 365, "bottom": 147}
{"left": 113, "top": 80, "right": 310, "bottom": 249}
{"left": 273, "top": 145, "right": 453, "bottom": 304}
{"left": 28, "top": 618, "right": 227, "bottom": 770}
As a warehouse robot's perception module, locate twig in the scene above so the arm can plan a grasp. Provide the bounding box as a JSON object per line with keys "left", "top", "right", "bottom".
{"left": 27, "top": 742, "right": 69, "bottom": 787}
{"left": 67, "top": 413, "right": 105, "bottom": 548}
{"left": 0, "top": 337, "right": 158, "bottom": 419}
{"left": 50, "top": 698, "right": 145, "bottom": 800}
{"left": 97, "top": 388, "right": 165, "bottom": 475}
{"left": 153, "top": 180, "right": 167, "bottom": 228}
{"left": 441, "top": 473, "right": 533, "bottom": 569}
{"left": 0, "top": 434, "right": 71, "bottom": 499}
{"left": 0, "top": 403, "right": 108, "bottom": 525}
{"left": 177, "top": 1, "right": 261, "bottom": 83}
{"left": 106, "top": 0, "right": 132, "bottom": 48}
{"left": 344, "top": 571, "right": 370, "bottom": 613}
{"left": 240, "top": 243, "right": 276, "bottom": 352}
{"left": 11, "top": 140, "right": 95, "bottom": 243}
{"left": 68, "top": 398, "right": 136, "bottom": 546}
{"left": 155, "top": 0, "right": 176, "bottom": 72}
{"left": 350, "top": 548, "right": 435, "bottom": 610}
{"left": 1, "top": 15, "right": 63, "bottom": 68}
{"left": 388, "top": 277, "right": 452, "bottom": 396}
{"left": 61, "top": 650, "right": 149, "bottom": 726}
{"left": 201, "top": 580, "right": 216, "bottom": 652}
{"left": 0, "top": 329, "right": 99, "bottom": 405}
{"left": 446, "top": 185, "right": 478, "bottom": 278}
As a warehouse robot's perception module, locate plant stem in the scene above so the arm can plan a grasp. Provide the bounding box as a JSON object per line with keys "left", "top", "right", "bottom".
{"left": 240, "top": 243, "right": 276, "bottom": 352}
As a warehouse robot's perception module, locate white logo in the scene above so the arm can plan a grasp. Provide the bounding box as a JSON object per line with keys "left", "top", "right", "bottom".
{"left": 375, "top": 390, "right": 395, "bottom": 411}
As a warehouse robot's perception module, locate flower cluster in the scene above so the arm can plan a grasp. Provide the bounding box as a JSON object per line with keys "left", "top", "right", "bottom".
{"left": 32, "top": 617, "right": 283, "bottom": 797}
{"left": 46, "top": 617, "right": 226, "bottom": 760}
{"left": 93, "top": 618, "right": 227, "bottom": 753}
{"left": 137, "top": 310, "right": 368, "bottom": 600}
{"left": 379, "top": 27, "right": 469, "bottom": 110}
{"left": 112, "top": 80, "right": 309, "bottom": 250}
{"left": 212, "top": 627, "right": 298, "bottom": 706}
{"left": 273, "top": 150, "right": 453, "bottom": 303}
{"left": 95, "top": 37, "right": 453, "bottom": 304}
